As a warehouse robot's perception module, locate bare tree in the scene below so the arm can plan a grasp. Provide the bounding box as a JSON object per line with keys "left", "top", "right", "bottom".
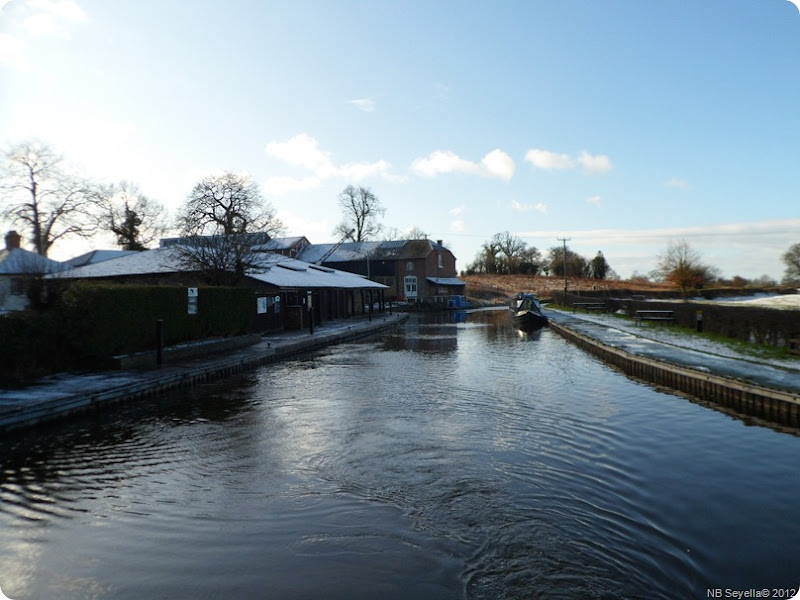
{"left": 177, "top": 172, "right": 282, "bottom": 237}
{"left": 174, "top": 172, "right": 283, "bottom": 283}
{"left": 466, "top": 232, "right": 542, "bottom": 275}
{"left": 333, "top": 185, "right": 385, "bottom": 242}
{"left": 519, "top": 246, "right": 543, "bottom": 275}
{"left": 0, "top": 141, "right": 98, "bottom": 256}
{"left": 493, "top": 231, "right": 528, "bottom": 273}
{"left": 655, "top": 239, "right": 717, "bottom": 295}
{"left": 98, "top": 181, "right": 170, "bottom": 251}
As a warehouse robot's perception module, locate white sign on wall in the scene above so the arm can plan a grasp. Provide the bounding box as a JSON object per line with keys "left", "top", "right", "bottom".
{"left": 187, "top": 287, "right": 198, "bottom": 315}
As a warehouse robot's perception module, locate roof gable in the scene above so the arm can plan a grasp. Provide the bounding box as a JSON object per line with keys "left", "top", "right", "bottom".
{"left": 0, "top": 248, "right": 64, "bottom": 275}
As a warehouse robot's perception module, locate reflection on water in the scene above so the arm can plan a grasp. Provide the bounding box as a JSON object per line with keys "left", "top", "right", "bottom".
{"left": 0, "top": 309, "right": 798, "bottom": 599}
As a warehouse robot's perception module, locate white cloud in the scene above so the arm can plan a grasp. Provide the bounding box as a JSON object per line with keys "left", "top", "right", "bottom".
{"left": 24, "top": 0, "right": 86, "bottom": 37}
{"left": 0, "top": 33, "right": 27, "bottom": 69}
{"left": 262, "top": 175, "right": 321, "bottom": 196}
{"left": 450, "top": 219, "right": 465, "bottom": 233}
{"left": 411, "top": 149, "right": 515, "bottom": 181}
{"left": 577, "top": 151, "right": 613, "bottom": 174}
{"left": 524, "top": 148, "right": 612, "bottom": 175}
{"left": 265, "top": 133, "right": 334, "bottom": 173}
{"left": 515, "top": 218, "right": 800, "bottom": 279}
{"left": 411, "top": 150, "right": 475, "bottom": 177}
{"left": 524, "top": 148, "right": 574, "bottom": 170}
{"left": 29, "top": 0, "right": 85, "bottom": 20}
{"left": 0, "top": 0, "right": 86, "bottom": 68}
{"left": 511, "top": 200, "right": 547, "bottom": 214}
{"left": 5, "top": 109, "right": 138, "bottom": 182}
{"left": 276, "top": 209, "right": 330, "bottom": 242}
{"left": 348, "top": 98, "right": 375, "bottom": 112}
{"left": 264, "top": 133, "right": 395, "bottom": 194}
{"left": 481, "top": 149, "right": 515, "bottom": 181}
{"left": 338, "top": 159, "right": 391, "bottom": 181}
{"left": 665, "top": 178, "right": 690, "bottom": 190}
{"left": 450, "top": 205, "right": 466, "bottom": 216}
{"left": 587, "top": 195, "right": 602, "bottom": 207}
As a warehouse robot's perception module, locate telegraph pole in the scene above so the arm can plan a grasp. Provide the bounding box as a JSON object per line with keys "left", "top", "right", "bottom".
{"left": 557, "top": 237, "right": 571, "bottom": 305}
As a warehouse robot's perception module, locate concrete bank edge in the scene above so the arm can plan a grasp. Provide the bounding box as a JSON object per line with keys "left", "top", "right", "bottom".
{"left": 548, "top": 319, "right": 800, "bottom": 428}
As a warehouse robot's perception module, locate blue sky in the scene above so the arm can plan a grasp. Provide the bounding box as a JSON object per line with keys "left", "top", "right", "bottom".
{"left": 1, "top": 0, "right": 798, "bottom": 279}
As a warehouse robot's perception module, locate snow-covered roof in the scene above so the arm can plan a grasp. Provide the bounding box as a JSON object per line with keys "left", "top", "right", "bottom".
{"left": 296, "top": 239, "right": 446, "bottom": 264}
{"left": 0, "top": 248, "right": 64, "bottom": 275}
{"left": 49, "top": 246, "right": 184, "bottom": 278}
{"left": 251, "top": 236, "right": 309, "bottom": 252}
{"left": 48, "top": 245, "right": 386, "bottom": 290}
{"left": 159, "top": 232, "right": 272, "bottom": 248}
{"left": 64, "top": 249, "right": 138, "bottom": 268}
{"left": 249, "top": 255, "right": 386, "bottom": 289}
{"left": 426, "top": 277, "right": 466, "bottom": 287}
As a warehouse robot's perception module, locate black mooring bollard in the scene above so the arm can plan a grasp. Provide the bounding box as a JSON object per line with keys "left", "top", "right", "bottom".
{"left": 156, "top": 319, "right": 164, "bottom": 367}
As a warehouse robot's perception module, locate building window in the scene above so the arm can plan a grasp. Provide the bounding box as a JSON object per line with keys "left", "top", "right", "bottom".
{"left": 406, "top": 261, "right": 414, "bottom": 271}
{"left": 437, "top": 253, "right": 443, "bottom": 269}
{"left": 10, "top": 278, "right": 25, "bottom": 296}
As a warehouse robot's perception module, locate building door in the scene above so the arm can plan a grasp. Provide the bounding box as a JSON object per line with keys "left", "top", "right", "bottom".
{"left": 404, "top": 276, "right": 418, "bottom": 299}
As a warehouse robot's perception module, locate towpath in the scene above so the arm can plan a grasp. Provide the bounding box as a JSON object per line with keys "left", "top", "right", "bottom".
{"left": 546, "top": 309, "right": 800, "bottom": 396}
{"left": 0, "top": 313, "right": 408, "bottom": 430}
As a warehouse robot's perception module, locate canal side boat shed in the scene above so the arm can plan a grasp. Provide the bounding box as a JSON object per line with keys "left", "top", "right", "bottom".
{"left": 48, "top": 244, "right": 388, "bottom": 332}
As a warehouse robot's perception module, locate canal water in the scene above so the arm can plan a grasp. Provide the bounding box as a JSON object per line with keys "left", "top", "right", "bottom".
{"left": 1, "top": 309, "right": 798, "bottom": 599}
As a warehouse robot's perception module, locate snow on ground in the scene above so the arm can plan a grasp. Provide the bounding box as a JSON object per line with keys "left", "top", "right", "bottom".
{"left": 725, "top": 293, "right": 800, "bottom": 308}
{"left": 553, "top": 309, "right": 800, "bottom": 372}
{"left": 660, "top": 293, "right": 800, "bottom": 309}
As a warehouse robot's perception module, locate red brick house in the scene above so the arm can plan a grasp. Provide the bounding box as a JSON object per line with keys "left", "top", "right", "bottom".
{"left": 297, "top": 239, "right": 466, "bottom": 305}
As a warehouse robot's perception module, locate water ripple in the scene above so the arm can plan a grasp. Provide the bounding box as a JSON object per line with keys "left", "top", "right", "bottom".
{"left": 0, "top": 311, "right": 797, "bottom": 599}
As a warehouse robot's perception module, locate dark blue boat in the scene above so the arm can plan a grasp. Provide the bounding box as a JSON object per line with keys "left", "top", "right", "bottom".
{"left": 510, "top": 292, "right": 548, "bottom": 330}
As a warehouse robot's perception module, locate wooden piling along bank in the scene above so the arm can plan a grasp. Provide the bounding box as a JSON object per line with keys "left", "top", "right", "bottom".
{"left": 548, "top": 320, "right": 800, "bottom": 428}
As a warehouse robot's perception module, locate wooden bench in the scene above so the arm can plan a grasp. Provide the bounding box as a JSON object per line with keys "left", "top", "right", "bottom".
{"left": 573, "top": 302, "right": 606, "bottom": 313}
{"left": 634, "top": 310, "right": 675, "bottom": 325}
{"left": 789, "top": 339, "right": 800, "bottom": 356}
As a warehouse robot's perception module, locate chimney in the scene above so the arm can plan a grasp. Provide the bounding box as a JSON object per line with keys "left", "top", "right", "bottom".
{"left": 5, "top": 230, "right": 21, "bottom": 251}
{"left": 436, "top": 239, "right": 443, "bottom": 247}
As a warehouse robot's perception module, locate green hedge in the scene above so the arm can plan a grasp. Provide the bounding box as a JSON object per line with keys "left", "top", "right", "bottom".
{"left": 1, "top": 283, "right": 256, "bottom": 382}
{"left": 0, "top": 311, "right": 66, "bottom": 382}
